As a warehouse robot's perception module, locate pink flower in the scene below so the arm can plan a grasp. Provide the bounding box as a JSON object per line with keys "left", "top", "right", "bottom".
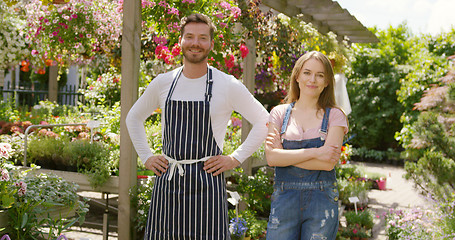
{"left": 231, "top": 117, "right": 242, "bottom": 128}
{"left": 352, "top": 229, "right": 358, "bottom": 234}
{"left": 167, "top": 7, "right": 179, "bottom": 16}
{"left": 0, "top": 169, "right": 10, "bottom": 181}
{"left": 52, "top": 31, "right": 59, "bottom": 36}
{"left": 158, "top": 1, "right": 168, "bottom": 7}
{"left": 31, "top": 49, "right": 39, "bottom": 55}
{"left": 182, "top": 0, "right": 195, "bottom": 3}
{"left": 164, "top": 55, "right": 174, "bottom": 65}
{"left": 239, "top": 44, "right": 249, "bottom": 58}
{"left": 171, "top": 44, "right": 181, "bottom": 56}
{"left": 15, "top": 181, "right": 27, "bottom": 196}
{"left": 71, "top": 14, "right": 78, "bottom": 19}
{"left": 225, "top": 54, "right": 235, "bottom": 69}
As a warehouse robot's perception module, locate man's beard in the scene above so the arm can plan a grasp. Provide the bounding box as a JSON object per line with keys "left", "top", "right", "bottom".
{"left": 182, "top": 46, "right": 210, "bottom": 64}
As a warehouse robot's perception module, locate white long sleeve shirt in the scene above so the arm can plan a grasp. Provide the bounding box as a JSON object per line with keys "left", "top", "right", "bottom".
{"left": 126, "top": 67, "right": 269, "bottom": 164}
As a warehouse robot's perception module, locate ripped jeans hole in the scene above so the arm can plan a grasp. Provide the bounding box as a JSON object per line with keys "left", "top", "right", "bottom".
{"left": 310, "top": 233, "right": 327, "bottom": 240}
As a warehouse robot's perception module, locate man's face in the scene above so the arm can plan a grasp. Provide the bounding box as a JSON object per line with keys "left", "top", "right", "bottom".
{"left": 179, "top": 22, "right": 214, "bottom": 64}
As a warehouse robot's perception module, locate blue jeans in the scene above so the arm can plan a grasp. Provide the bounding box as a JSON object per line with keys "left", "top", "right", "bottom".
{"left": 266, "top": 177, "right": 339, "bottom": 240}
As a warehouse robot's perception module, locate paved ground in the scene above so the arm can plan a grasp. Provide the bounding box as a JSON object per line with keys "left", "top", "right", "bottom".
{"left": 59, "top": 162, "right": 431, "bottom": 240}
{"left": 352, "top": 162, "right": 432, "bottom": 240}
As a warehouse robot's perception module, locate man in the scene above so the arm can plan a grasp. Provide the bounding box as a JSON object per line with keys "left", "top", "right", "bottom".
{"left": 126, "top": 13, "right": 268, "bottom": 239}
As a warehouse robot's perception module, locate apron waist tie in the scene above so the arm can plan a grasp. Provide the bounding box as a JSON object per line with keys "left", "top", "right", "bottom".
{"left": 163, "top": 155, "right": 212, "bottom": 181}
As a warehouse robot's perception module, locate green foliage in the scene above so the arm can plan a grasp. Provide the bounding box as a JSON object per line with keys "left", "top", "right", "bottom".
{"left": 27, "top": 136, "right": 113, "bottom": 188}
{"left": 338, "top": 178, "right": 371, "bottom": 206}
{"left": 428, "top": 29, "right": 455, "bottom": 56}
{"left": 6, "top": 172, "right": 88, "bottom": 239}
{"left": 229, "top": 167, "right": 274, "bottom": 218}
{"left": 344, "top": 210, "right": 374, "bottom": 230}
{"left": 130, "top": 176, "right": 154, "bottom": 236}
{"left": 346, "top": 25, "right": 412, "bottom": 150}
{"left": 403, "top": 67, "right": 455, "bottom": 202}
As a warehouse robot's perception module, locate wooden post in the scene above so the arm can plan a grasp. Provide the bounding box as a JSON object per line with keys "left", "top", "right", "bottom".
{"left": 118, "top": 0, "right": 141, "bottom": 239}
{"left": 48, "top": 65, "right": 58, "bottom": 102}
{"left": 240, "top": 37, "right": 256, "bottom": 176}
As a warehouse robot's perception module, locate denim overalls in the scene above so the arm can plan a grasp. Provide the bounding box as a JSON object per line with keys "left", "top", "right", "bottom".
{"left": 266, "top": 102, "right": 339, "bottom": 240}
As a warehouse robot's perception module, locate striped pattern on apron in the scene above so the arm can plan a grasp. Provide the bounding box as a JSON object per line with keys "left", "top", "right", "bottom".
{"left": 144, "top": 67, "right": 230, "bottom": 240}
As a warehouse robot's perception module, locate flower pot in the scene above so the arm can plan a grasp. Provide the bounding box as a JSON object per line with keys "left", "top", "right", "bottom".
{"left": 231, "top": 234, "right": 245, "bottom": 240}
{"left": 37, "top": 205, "right": 77, "bottom": 221}
{"left": 378, "top": 178, "right": 387, "bottom": 190}
{"left": 0, "top": 209, "right": 9, "bottom": 228}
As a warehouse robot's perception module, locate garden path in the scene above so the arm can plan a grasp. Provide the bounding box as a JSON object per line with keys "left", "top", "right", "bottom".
{"left": 352, "top": 162, "right": 432, "bottom": 240}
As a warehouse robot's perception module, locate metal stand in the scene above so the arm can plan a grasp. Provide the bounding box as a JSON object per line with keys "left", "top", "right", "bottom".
{"left": 103, "top": 192, "right": 109, "bottom": 240}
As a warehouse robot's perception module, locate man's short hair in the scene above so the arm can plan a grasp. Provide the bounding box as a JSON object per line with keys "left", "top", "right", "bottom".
{"left": 180, "top": 13, "right": 216, "bottom": 40}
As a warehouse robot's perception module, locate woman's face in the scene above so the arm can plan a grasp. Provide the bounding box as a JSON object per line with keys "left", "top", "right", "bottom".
{"left": 296, "top": 58, "right": 328, "bottom": 98}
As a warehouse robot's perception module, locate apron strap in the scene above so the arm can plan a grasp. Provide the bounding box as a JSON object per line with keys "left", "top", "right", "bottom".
{"left": 166, "top": 67, "right": 183, "bottom": 102}
{"left": 204, "top": 67, "right": 214, "bottom": 102}
{"left": 164, "top": 155, "right": 212, "bottom": 181}
{"left": 166, "top": 67, "right": 213, "bottom": 102}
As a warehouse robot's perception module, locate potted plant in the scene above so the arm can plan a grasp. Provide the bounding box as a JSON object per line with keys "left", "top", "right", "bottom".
{"left": 1, "top": 165, "right": 88, "bottom": 239}
{"left": 229, "top": 217, "right": 248, "bottom": 240}
{"left": 228, "top": 209, "right": 267, "bottom": 240}
{"left": 344, "top": 209, "right": 374, "bottom": 230}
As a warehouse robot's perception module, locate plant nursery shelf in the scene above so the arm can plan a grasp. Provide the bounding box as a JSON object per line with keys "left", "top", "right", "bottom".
{"left": 23, "top": 168, "right": 119, "bottom": 194}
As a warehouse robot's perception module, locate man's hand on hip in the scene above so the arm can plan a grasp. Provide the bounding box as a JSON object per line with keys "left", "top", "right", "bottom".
{"left": 145, "top": 155, "right": 169, "bottom": 176}
{"left": 203, "top": 155, "right": 240, "bottom": 176}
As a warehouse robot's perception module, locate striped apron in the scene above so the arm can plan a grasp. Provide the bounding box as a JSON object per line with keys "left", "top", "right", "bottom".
{"left": 144, "top": 67, "right": 230, "bottom": 240}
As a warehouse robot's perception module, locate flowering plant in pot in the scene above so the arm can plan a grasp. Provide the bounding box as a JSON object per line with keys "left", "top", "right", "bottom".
{"left": 229, "top": 217, "right": 248, "bottom": 240}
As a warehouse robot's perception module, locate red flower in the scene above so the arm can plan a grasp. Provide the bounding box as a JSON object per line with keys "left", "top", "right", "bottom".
{"left": 37, "top": 68, "right": 46, "bottom": 75}
{"left": 239, "top": 43, "right": 249, "bottom": 58}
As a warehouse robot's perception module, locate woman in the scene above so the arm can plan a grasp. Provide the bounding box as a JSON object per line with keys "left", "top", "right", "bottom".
{"left": 265, "top": 51, "right": 348, "bottom": 240}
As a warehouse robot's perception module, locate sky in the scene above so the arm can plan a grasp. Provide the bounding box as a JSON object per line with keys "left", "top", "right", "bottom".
{"left": 335, "top": 0, "right": 455, "bottom": 35}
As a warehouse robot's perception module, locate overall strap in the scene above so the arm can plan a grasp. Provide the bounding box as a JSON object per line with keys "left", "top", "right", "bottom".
{"left": 319, "top": 107, "right": 331, "bottom": 140}
{"left": 280, "top": 102, "right": 295, "bottom": 135}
